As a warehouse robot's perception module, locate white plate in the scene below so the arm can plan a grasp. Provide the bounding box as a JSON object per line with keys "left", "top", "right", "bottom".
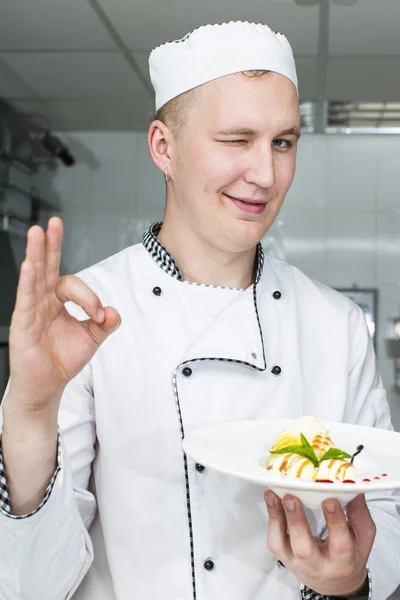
{"left": 182, "top": 419, "right": 400, "bottom": 509}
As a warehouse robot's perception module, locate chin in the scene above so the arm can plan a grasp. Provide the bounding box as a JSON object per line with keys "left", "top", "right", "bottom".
{"left": 229, "top": 216, "right": 273, "bottom": 251}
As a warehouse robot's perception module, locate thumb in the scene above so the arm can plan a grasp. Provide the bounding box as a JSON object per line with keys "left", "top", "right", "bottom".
{"left": 85, "top": 306, "right": 121, "bottom": 346}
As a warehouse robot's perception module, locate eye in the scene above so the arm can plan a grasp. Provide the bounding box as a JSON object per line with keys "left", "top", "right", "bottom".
{"left": 218, "top": 139, "right": 248, "bottom": 145}
{"left": 273, "top": 138, "right": 293, "bottom": 149}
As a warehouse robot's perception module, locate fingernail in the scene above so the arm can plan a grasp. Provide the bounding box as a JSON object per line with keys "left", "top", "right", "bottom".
{"left": 97, "top": 309, "right": 105, "bottom": 322}
{"left": 325, "top": 501, "right": 336, "bottom": 514}
{"left": 265, "top": 494, "right": 275, "bottom": 508}
{"left": 283, "top": 499, "right": 296, "bottom": 512}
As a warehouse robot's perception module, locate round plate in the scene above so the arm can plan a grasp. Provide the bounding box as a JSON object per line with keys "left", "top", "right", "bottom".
{"left": 182, "top": 419, "right": 400, "bottom": 509}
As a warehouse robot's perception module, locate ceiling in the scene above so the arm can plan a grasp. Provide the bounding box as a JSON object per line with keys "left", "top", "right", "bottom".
{"left": 0, "top": 0, "right": 399, "bottom": 131}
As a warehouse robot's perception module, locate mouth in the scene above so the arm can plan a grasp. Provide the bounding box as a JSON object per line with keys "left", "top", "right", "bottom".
{"left": 224, "top": 194, "right": 267, "bottom": 215}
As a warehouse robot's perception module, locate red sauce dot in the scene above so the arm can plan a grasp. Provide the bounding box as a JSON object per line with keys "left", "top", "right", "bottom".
{"left": 343, "top": 480, "right": 355, "bottom": 483}
{"left": 381, "top": 474, "right": 388, "bottom": 477}
{"left": 316, "top": 479, "right": 334, "bottom": 483}
{"left": 362, "top": 478, "right": 371, "bottom": 482}
{"left": 374, "top": 477, "right": 380, "bottom": 480}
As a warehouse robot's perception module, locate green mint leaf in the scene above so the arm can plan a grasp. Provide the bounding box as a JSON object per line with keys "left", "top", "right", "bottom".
{"left": 300, "top": 433, "right": 312, "bottom": 448}
{"left": 270, "top": 445, "right": 319, "bottom": 467}
{"left": 300, "top": 433, "right": 319, "bottom": 464}
{"left": 319, "top": 448, "right": 352, "bottom": 462}
{"left": 270, "top": 444, "right": 305, "bottom": 454}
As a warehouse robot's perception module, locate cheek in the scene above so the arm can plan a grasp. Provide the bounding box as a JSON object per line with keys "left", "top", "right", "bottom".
{"left": 203, "top": 147, "right": 244, "bottom": 187}
{"left": 275, "top": 154, "right": 297, "bottom": 191}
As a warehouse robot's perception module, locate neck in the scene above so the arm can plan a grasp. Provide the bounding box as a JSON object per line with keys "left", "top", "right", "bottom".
{"left": 157, "top": 217, "right": 258, "bottom": 290}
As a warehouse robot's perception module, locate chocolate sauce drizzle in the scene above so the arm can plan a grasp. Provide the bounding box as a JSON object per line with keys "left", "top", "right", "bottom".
{"left": 350, "top": 444, "right": 364, "bottom": 464}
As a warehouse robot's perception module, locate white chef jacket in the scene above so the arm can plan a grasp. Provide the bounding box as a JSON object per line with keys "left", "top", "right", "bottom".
{"left": 1, "top": 223, "right": 400, "bottom": 600}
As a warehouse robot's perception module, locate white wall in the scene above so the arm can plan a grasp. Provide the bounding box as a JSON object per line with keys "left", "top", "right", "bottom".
{"left": 281, "top": 134, "right": 400, "bottom": 435}
{"left": 38, "top": 131, "right": 400, "bottom": 429}
{"left": 37, "top": 132, "right": 165, "bottom": 274}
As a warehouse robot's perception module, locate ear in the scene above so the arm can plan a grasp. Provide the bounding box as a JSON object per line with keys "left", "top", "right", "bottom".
{"left": 148, "top": 119, "right": 173, "bottom": 178}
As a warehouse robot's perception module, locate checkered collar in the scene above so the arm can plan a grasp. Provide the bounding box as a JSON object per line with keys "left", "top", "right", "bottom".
{"left": 143, "top": 222, "right": 265, "bottom": 285}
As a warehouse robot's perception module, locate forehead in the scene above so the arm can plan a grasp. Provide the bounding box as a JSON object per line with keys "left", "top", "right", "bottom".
{"left": 190, "top": 71, "right": 300, "bottom": 131}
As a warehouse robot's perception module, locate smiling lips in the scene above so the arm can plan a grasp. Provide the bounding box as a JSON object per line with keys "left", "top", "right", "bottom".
{"left": 225, "top": 194, "right": 267, "bottom": 214}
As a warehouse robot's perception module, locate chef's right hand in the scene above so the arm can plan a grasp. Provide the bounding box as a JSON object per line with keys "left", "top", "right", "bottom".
{"left": 7, "top": 217, "right": 121, "bottom": 414}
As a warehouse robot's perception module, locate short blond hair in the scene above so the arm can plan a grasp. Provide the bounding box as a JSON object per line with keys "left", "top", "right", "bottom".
{"left": 153, "top": 70, "right": 270, "bottom": 137}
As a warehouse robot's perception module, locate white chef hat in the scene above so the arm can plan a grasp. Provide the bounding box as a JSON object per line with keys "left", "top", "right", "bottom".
{"left": 149, "top": 21, "right": 298, "bottom": 111}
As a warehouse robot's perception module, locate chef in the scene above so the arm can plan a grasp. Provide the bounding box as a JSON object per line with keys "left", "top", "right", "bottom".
{"left": 0, "top": 20, "right": 399, "bottom": 600}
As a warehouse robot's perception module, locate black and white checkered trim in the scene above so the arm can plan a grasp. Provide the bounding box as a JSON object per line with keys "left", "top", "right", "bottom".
{"left": 301, "top": 567, "right": 371, "bottom": 600}
{"left": 0, "top": 433, "right": 61, "bottom": 519}
{"left": 143, "top": 223, "right": 181, "bottom": 280}
{"left": 172, "top": 370, "right": 197, "bottom": 599}
{"left": 143, "top": 222, "right": 265, "bottom": 287}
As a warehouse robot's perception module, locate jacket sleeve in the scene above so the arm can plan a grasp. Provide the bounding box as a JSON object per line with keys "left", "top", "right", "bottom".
{"left": 0, "top": 433, "right": 61, "bottom": 517}
{"left": 0, "top": 361, "right": 97, "bottom": 600}
{"left": 343, "top": 303, "right": 400, "bottom": 600}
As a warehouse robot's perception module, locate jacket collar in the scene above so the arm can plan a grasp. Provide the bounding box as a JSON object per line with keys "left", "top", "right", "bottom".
{"left": 143, "top": 222, "right": 265, "bottom": 286}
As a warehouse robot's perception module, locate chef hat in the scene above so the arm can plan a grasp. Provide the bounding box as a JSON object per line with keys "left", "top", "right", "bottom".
{"left": 149, "top": 21, "right": 298, "bottom": 111}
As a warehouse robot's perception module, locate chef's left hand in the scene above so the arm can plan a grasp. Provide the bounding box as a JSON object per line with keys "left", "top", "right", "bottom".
{"left": 264, "top": 491, "right": 375, "bottom": 597}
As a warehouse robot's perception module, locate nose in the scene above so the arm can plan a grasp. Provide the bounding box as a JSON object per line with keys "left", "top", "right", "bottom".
{"left": 243, "top": 143, "right": 276, "bottom": 189}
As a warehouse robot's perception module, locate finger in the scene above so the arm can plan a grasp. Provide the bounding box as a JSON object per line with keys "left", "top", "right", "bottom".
{"left": 322, "top": 499, "right": 354, "bottom": 559}
{"left": 282, "top": 495, "right": 319, "bottom": 561}
{"left": 56, "top": 275, "right": 106, "bottom": 323}
{"left": 10, "top": 261, "right": 37, "bottom": 334}
{"left": 25, "top": 225, "right": 46, "bottom": 302}
{"left": 85, "top": 306, "right": 121, "bottom": 346}
{"left": 346, "top": 494, "right": 376, "bottom": 548}
{"left": 45, "top": 217, "right": 63, "bottom": 292}
{"left": 265, "top": 491, "right": 292, "bottom": 563}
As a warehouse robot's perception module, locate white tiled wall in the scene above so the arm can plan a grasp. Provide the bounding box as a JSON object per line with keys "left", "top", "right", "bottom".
{"left": 38, "top": 131, "right": 400, "bottom": 427}
{"left": 37, "top": 129, "right": 400, "bottom": 599}
{"left": 37, "top": 131, "right": 165, "bottom": 271}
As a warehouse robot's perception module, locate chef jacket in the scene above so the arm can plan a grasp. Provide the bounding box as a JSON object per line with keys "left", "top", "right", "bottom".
{"left": 0, "top": 223, "right": 399, "bottom": 600}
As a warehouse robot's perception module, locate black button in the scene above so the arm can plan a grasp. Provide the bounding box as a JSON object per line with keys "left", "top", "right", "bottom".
{"left": 271, "top": 365, "right": 282, "bottom": 376}
{"left": 152, "top": 286, "right": 162, "bottom": 296}
{"left": 204, "top": 559, "right": 215, "bottom": 571}
{"left": 273, "top": 291, "right": 282, "bottom": 300}
{"left": 196, "top": 463, "right": 205, "bottom": 473}
{"left": 182, "top": 367, "right": 192, "bottom": 377}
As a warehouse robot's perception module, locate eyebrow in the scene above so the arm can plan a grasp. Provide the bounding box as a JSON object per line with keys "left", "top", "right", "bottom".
{"left": 215, "top": 128, "right": 257, "bottom": 136}
{"left": 280, "top": 127, "right": 301, "bottom": 139}
{"left": 215, "top": 126, "right": 301, "bottom": 139}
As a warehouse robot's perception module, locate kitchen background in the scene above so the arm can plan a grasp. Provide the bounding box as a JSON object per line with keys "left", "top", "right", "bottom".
{"left": 1, "top": 1, "right": 400, "bottom": 595}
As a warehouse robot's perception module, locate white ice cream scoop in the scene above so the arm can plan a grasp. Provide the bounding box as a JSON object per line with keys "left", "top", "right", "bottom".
{"left": 315, "top": 459, "right": 356, "bottom": 482}
{"left": 267, "top": 452, "right": 316, "bottom": 481}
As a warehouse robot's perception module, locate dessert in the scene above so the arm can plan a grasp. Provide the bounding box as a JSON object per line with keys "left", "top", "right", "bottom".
{"left": 271, "top": 416, "right": 334, "bottom": 459}
{"left": 315, "top": 458, "right": 355, "bottom": 483}
{"left": 266, "top": 416, "right": 361, "bottom": 482}
{"left": 267, "top": 453, "right": 316, "bottom": 480}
